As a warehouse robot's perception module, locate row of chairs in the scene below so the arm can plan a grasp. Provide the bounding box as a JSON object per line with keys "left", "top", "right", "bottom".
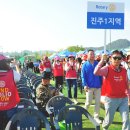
{"left": 5, "top": 95, "right": 100, "bottom": 130}
{"left": 5, "top": 69, "right": 100, "bottom": 130}
{"left": 5, "top": 108, "right": 51, "bottom": 130}
{"left": 4, "top": 69, "right": 48, "bottom": 129}
{"left": 47, "top": 95, "right": 100, "bottom": 130}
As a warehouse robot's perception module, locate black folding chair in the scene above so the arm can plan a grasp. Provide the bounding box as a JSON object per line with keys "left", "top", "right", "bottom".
{"left": 18, "top": 87, "right": 36, "bottom": 103}
{"left": 54, "top": 104, "right": 100, "bottom": 130}
{"left": 46, "top": 95, "right": 74, "bottom": 127}
{"left": 17, "top": 98, "right": 37, "bottom": 112}
{"left": 5, "top": 108, "right": 51, "bottom": 130}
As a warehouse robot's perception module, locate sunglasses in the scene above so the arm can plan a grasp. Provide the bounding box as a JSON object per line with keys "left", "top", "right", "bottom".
{"left": 112, "top": 56, "right": 122, "bottom": 60}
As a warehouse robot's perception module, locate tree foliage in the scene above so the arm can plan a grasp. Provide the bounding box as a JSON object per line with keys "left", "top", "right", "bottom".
{"left": 3, "top": 39, "right": 130, "bottom": 59}
{"left": 94, "top": 39, "right": 130, "bottom": 51}
{"left": 67, "top": 45, "right": 85, "bottom": 52}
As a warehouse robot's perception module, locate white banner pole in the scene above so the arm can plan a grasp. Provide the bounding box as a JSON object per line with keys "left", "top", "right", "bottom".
{"left": 104, "top": 29, "right": 107, "bottom": 54}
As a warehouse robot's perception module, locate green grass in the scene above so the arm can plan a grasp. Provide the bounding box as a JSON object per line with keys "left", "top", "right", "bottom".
{"left": 50, "top": 80, "right": 129, "bottom": 130}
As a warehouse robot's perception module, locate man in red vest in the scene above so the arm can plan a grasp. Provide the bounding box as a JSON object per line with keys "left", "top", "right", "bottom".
{"left": 94, "top": 50, "right": 130, "bottom": 130}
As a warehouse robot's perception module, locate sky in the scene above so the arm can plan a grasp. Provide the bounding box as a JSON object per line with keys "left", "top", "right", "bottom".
{"left": 0, "top": 0, "right": 130, "bottom": 52}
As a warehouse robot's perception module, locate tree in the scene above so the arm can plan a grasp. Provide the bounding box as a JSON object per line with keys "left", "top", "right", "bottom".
{"left": 67, "top": 45, "right": 85, "bottom": 52}
{"left": 34, "top": 52, "right": 41, "bottom": 60}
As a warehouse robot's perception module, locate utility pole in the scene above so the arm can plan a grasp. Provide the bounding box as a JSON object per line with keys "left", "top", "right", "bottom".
{"left": 109, "top": 29, "right": 111, "bottom": 51}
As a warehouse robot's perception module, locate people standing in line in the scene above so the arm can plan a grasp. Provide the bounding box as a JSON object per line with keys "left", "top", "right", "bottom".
{"left": 81, "top": 49, "right": 102, "bottom": 124}
{"left": 53, "top": 56, "right": 64, "bottom": 92}
{"left": 0, "top": 54, "right": 21, "bottom": 130}
{"left": 94, "top": 50, "right": 130, "bottom": 130}
{"left": 65, "top": 55, "right": 78, "bottom": 104}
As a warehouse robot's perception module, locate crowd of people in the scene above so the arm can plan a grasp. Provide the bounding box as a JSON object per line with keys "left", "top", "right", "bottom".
{"left": 0, "top": 49, "right": 130, "bottom": 130}
{"left": 36, "top": 49, "right": 130, "bottom": 130}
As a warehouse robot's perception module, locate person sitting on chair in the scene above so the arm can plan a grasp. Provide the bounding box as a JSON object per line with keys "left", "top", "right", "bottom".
{"left": 36, "top": 71, "right": 60, "bottom": 116}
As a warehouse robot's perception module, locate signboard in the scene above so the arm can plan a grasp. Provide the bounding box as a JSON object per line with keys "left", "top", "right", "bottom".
{"left": 87, "top": 2, "right": 124, "bottom": 29}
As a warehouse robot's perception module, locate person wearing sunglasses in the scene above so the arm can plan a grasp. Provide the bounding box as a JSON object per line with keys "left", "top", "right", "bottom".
{"left": 94, "top": 50, "right": 130, "bottom": 130}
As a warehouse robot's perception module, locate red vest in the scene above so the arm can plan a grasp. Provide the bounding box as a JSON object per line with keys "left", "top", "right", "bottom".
{"left": 103, "top": 65, "right": 128, "bottom": 98}
{"left": 53, "top": 63, "right": 64, "bottom": 76}
{"left": 0, "top": 70, "right": 20, "bottom": 110}
{"left": 65, "top": 62, "right": 77, "bottom": 78}
{"left": 44, "top": 60, "right": 51, "bottom": 68}
{"left": 39, "top": 60, "right": 51, "bottom": 72}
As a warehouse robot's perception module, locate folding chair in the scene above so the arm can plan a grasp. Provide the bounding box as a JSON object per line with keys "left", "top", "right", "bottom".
{"left": 54, "top": 105, "right": 100, "bottom": 130}
{"left": 17, "top": 98, "right": 37, "bottom": 112}
{"left": 46, "top": 95, "right": 74, "bottom": 127}
{"left": 18, "top": 87, "right": 36, "bottom": 103}
{"left": 5, "top": 108, "right": 51, "bottom": 130}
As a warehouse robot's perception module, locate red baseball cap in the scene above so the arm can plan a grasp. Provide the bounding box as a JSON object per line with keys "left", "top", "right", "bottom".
{"left": 0, "top": 54, "right": 7, "bottom": 60}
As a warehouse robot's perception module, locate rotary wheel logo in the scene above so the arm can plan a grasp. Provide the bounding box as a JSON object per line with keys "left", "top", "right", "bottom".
{"left": 109, "top": 4, "right": 116, "bottom": 12}
{"left": 0, "top": 81, "right": 5, "bottom": 87}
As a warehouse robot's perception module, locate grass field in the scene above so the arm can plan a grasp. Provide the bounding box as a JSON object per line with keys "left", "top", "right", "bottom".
{"left": 50, "top": 80, "right": 129, "bottom": 130}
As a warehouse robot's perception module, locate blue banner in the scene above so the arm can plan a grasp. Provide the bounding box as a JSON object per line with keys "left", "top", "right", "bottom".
{"left": 87, "top": 12, "right": 124, "bottom": 29}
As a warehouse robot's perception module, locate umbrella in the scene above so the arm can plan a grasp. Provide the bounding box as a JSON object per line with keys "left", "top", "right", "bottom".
{"left": 58, "top": 50, "right": 72, "bottom": 57}
{"left": 95, "top": 50, "right": 111, "bottom": 56}
{"left": 48, "top": 53, "right": 58, "bottom": 60}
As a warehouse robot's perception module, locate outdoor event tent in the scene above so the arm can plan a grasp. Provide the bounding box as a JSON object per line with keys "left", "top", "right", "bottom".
{"left": 48, "top": 53, "right": 58, "bottom": 60}
{"left": 58, "top": 50, "right": 76, "bottom": 57}
{"left": 95, "top": 50, "right": 111, "bottom": 56}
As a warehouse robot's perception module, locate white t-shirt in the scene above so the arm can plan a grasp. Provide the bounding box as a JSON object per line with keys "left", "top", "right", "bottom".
{"left": 13, "top": 70, "right": 21, "bottom": 82}
{"left": 0, "top": 70, "right": 21, "bottom": 83}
